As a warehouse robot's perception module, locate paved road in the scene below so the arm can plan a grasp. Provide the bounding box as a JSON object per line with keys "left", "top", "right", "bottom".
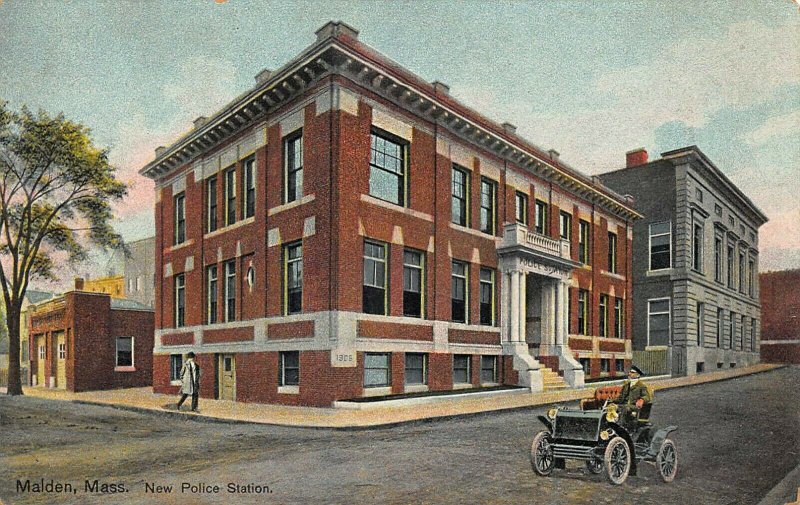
{"left": 1, "top": 366, "right": 798, "bottom": 505}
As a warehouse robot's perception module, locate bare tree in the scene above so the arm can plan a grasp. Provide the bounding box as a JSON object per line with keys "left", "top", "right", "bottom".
{"left": 0, "top": 101, "right": 127, "bottom": 395}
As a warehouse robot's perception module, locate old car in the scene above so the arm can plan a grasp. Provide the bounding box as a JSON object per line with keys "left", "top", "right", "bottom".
{"left": 530, "top": 396, "right": 678, "bottom": 485}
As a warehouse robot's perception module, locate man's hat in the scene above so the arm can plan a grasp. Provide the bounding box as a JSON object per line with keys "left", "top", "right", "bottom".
{"left": 629, "top": 365, "right": 644, "bottom": 376}
{"left": 186, "top": 352, "right": 195, "bottom": 358}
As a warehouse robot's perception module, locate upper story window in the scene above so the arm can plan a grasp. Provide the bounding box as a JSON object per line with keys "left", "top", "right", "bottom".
{"left": 174, "top": 193, "right": 186, "bottom": 245}
{"left": 224, "top": 167, "right": 236, "bottom": 226}
{"left": 559, "top": 211, "right": 572, "bottom": 240}
{"left": 207, "top": 265, "right": 218, "bottom": 324}
{"left": 696, "top": 188, "right": 704, "bottom": 202}
{"left": 577, "top": 289, "right": 589, "bottom": 335}
{"left": 599, "top": 294, "right": 609, "bottom": 337}
{"left": 451, "top": 260, "right": 468, "bottom": 324}
{"left": 479, "top": 268, "right": 495, "bottom": 326}
{"left": 363, "top": 240, "right": 387, "bottom": 315}
{"left": 714, "top": 235, "right": 723, "bottom": 283}
{"left": 727, "top": 242, "right": 735, "bottom": 288}
{"left": 284, "top": 242, "right": 303, "bottom": 315}
{"left": 224, "top": 259, "right": 236, "bottom": 322}
{"left": 692, "top": 220, "right": 704, "bottom": 272}
{"left": 479, "top": 178, "right": 496, "bottom": 235}
{"left": 649, "top": 221, "right": 671, "bottom": 270}
{"left": 369, "top": 129, "right": 406, "bottom": 206}
{"left": 714, "top": 203, "right": 722, "bottom": 216}
{"left": 451, "top": 165, "right": 469, "bottom": 226}
{"left": 515, "top": 192, "right": 528, "bottom": 225}
{"left": 243, "top": 156, "right": 256, "bottom": 219}
{"left": 206, "top": 177, "right": 217, "bottom": 233}
{"left": 174, "top": 273, "right": 185, "bottom": 328}
{"left": 578, "top": 220, "right": 590, "bottom": 264}
{"left": 534, "top": 200, "right": 548, "bottom": 235}
{"left": 748, "top": 258, "right": 755, "bottom": 297}
{"left": 403, "top": 249, "right": 424, "bottom": 318}
{"left": 284, "top": 130, "right": 303, "bottom": 203}
{"left": 738, "top": 249, "right": 746, "bottom": 293}
{"left": 614, "top": 298, "right": 624, "bottom": 339}
{"left": 607, "top": 232, "right": 618, "bottom": 274}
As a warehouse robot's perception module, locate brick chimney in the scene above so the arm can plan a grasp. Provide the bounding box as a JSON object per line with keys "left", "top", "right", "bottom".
{"left": 74, "top": 277, "right": 85, "bottom": 291}
{"left": 626, "top": 148, "right": 648, "bottom": 167}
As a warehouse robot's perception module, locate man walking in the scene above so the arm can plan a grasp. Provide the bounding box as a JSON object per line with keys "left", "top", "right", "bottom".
{"left": 176, "top": 352, "right": 201, "bottom": 412}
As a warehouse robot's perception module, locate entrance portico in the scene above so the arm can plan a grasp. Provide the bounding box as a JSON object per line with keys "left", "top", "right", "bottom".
{"left": 498, "top": 223, "right": 585, "bottom": 391}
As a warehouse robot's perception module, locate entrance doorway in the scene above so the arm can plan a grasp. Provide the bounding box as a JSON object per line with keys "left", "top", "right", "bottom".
{"left": 218, "top": 354, "right": 236, "bottom": 401}
{"left": 35, "top": 335, "right": 45, "bottom": 387}
{"left": 54, "top": 331, "right": 66, "bottom": 389}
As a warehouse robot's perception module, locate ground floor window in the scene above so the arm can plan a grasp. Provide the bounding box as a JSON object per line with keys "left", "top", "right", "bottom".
{"left": 116, "top": 337, "right": 133, "bottom": 367}
{"left": 404, "top": 353, "right": 427, "bottom": 385}
{"left": 279, "top": 351, "right": 300, "bottom": 386}
{"left": 364, "top": 352, "right": 391, "bottom": 387}
{"left": 647, "top": 298, "right": 670, "bottom": 346}
{"left": 600, "top": 358, "right": 610, "bottom": 373}
{"left": 480, "top": 355, "right": 497, "bottom": 383}
{"left": 170, "top": 354, "right": 183, "bottom": 381}
{"left": 579, "top": 358, "right": 590, "bottom": 374}
{"left": 615, "top": 359, "right": 625, "bottom": 373}
{"left": 58, "top": 343, "right": 66, "bottom": 360}
{"left": 453, "top": 355, "right": 471, "bottom": 384}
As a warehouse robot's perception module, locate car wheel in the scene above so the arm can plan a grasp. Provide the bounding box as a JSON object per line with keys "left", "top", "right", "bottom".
{"left": 656, "top": 438, "right": 678, "bottom": 483}
{"left": 604, "top": 437, "right": 631, "bottom": 485}
{"left": 530, "top": 430, "right": 555, "bottom": 476}
{"left": 586, "top": 455, "right": 604, "bottom": 474}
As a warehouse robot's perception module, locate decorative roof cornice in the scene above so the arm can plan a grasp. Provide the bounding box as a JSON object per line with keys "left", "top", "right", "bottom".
{"left": 140, "top": 21, "right": 641, "bottom": 221}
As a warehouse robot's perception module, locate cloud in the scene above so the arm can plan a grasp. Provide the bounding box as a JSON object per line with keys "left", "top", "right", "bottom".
{"left": 745, "top": 109, "right": 800, "bottom": 146}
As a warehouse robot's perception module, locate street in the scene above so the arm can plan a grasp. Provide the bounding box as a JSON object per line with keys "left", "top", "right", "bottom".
{"left": 1, "top": 366, "right": 798, "bottom": 505}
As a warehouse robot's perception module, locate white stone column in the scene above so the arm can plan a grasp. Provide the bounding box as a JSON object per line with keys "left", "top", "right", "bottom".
{"left": 518, "top": 272, "right": 527, "bottom": 343}
{"left": 555, "top": 279, "right": 564, "bottom": 346}
{"left": 548, "top": 279, "right": 557, "bottom": 346}
{"left": 509, "top": 271, "right": 520, "bottom": 343}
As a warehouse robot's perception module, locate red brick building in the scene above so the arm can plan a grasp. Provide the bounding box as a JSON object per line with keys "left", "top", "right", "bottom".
{"left": 27, "top": 280, "right": 154, "bottom": 392}
{"left": 759, "top": 269, "right": 800, "bottom": 364}
{"left": 140, "top": 22, "right": 640, "bottom": 407}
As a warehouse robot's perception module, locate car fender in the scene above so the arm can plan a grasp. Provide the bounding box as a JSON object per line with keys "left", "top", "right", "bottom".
{"left": 649, "top": 425, "right": 678, "bottom": 454}
{"left": 537, "top": 415, "right": 553, "bottom": 433}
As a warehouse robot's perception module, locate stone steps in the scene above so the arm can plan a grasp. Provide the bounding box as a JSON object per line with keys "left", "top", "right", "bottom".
{"left": 540, "top": 367, "right": 569, "bottom": 390}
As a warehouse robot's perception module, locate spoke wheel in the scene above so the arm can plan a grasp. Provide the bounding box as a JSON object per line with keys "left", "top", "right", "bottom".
{"left": 603, "top": 437, "right": 631, "bottom": 485}
{"left": 656, "top": 438, "right": 678, "bottom": 483}
{"left": 530, "top": 431, "right": 555, "bottom": 476}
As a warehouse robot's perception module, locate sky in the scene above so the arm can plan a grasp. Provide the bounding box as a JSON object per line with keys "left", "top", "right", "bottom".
{"left": 0, "top": 0, "right": 798, "bottom": 288}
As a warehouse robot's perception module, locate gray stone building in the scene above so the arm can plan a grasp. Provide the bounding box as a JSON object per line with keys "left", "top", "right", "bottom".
{"left": 599, "top": 146, "right": 767, "bottom": 376}
{"left": 124, "top": 236, "right": 155, "bottom": 309}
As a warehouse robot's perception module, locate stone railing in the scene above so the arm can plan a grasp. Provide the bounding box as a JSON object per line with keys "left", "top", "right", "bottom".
{"left": 501, "top": 223, "right": 572, "bottom": 260}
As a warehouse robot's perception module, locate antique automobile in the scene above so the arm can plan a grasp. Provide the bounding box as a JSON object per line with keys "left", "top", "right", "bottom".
{"left": 530, "top": 388, "right": 678, "bottom": 485}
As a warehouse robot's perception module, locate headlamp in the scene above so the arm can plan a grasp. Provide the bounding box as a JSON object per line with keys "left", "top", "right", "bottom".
{"left": 547, "top": 408, "right": 558, "bottom": 420}
{"left": 605, "top": 404, "right": 619, "bottom": 423}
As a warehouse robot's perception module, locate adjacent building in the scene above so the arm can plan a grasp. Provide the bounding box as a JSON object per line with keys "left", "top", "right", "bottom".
{"left": 19, "top": 290, "right": 55, "bottom": 386}
{"left": 83, "top": 275, "right": 125, "bottom": 299}
{"left": 140, "top": 22, "right": 640, "bottom": 407}
{"left": 27, "top": 279, "right": 154, "bottom": 391}
{"left": 599, "top": 147, "right": 767, "bottom": 376}
{"left": 759, "top": 269, "right": 800, "bottom": 364}
{"left": 124, "top": 236, "right": 156, "bottom": 308}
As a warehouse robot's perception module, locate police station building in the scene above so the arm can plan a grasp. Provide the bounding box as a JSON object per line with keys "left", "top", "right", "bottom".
{"left": 140, "top": 22, "right": 641, "bottom": 407}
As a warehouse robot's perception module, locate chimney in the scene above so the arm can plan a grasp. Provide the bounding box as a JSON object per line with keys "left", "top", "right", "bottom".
{"left": 432, "top": 81, "right": 450, "bottom": 95}
{"left": 624, "top": 194, "right": 636, "bottom": 205}
{"left": 548, "top": 149, "right": 560, "bottom": 161}
{"left": 255, "top": 68, "right": 273, "bottom": 85}
{"left": 74, "top": 277, "right": 85, "bottom": 291}
{"left": 626, "top": 148, "right": 648, "bottom": 168}
{"left": 315, "top": 21, "right": 359, "bottom": 42}
{"left": 193, "top": 116, "right": 208, "bottom": 129}
{"left": 502, "top": 122, "right": 517, "bottom": 135}
{"left": 155, "top": 146, "right": 166, "bottom": 157}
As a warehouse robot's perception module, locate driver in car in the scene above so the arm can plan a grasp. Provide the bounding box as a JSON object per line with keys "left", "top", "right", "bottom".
{"left": 614, "top": 365, "right": 653, "bottom": 428}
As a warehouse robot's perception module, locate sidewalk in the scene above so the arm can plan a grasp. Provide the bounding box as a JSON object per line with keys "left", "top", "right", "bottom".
{"left": 11, "top": 363, "right": 784, "bottom": 429}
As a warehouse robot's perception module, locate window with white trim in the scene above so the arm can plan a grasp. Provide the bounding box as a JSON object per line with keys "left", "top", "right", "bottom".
{"left": 224, "top": 166, "right": 236, "bottom": 226}
{"left": 453, "top": 354, "right": 471, "bottom": 384}
{"left": 599, "top": 294, "right": 609, "bottom": 338}
{"left": 243, "top": 156, "right": 256, "bottom": 219}
{"left": 534, "top": 200, "right": 548, "bottom": 235}
{"left": 403, "top": 249, "right": 424, "bottom": 318}
{"left": 479, "top": 268, "right": 495, "bottom": 326}
{"left": 207, "top": 177, "right": 217, "bottom": 233}
{"left": 479, "top": 177, "right": 496, "bottom": 235}
{"left": 285, "top": 130, "right": 303, "bottom": 203}
{"left": 363, "top": 240, "right": 387, "bottom": 315}
{"left": 284, "top": 242, "right": 303, "bottom": 315}
{"left": 696, "top": 302, "right": 704, "bottom": 346}
{"left": 515, "top": 192, "right": 528, "bottom": 225}
{"left": 116, "top": 337, "right": 133, "bottom": 367}
{"left": 404, "top": 353, "right": 427, "bottom": 385}
{"left": 279, "top": 351, "right": 300, "bottom": 386}
{"left": 170, "top": 354, "right": 183, "bottom": 381}
{"left": 692, "top": 220, "right": 704, "bottom": 272}
{"left": 174, "top": 193, "right": 186, "bottom": 245}
{"left": 370, "top": 129, "right": 406, "bottom": 206}
{"left": 364, "top": 352, "right": 391, "bottom": 387}
{"left": 224, "top": 260, "right": 236, "bottom": 322}
{"left": 451, "top": 165, "right": 469, "bottom": 226}
{"left": 578, "top": 220, "right": 590, "bottom": 264}
{"left": 480, "top": 355, "right": 497, "bottom": 383}
{"left": 614, "top": 298, "right": 623, "bottom": 339}
{"left": 647, "top": 298, "right": 670, "bottom": 346}
{"left": 559, "top": 211, "right": 572, "bottom": 240}
{"left": 451, "top": 260, "right": 468, "bottom": 323}
{"left": 578, "top": 289, "right": 589, "bottom": 335}
{"left": 207, "top": 265, "right": 218, "bottom": 324}
{"left": 607, "top": 232, "right": 618, "bottom": 273}
{"left": 649, "top": 221, "right": 671, "bottom": 270}
{"left": 175, "top": 273, "right": 185, "bottom": 328}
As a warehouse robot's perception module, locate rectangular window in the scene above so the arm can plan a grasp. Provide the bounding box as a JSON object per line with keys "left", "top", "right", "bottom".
{"left": 207, "top": 265, "right": 218, "bottom": 324}
{"left": 599, "top": 294, "right": 609, "bottom": 338}
{"left": 404, "top": 353, "right": 427, "bottom": 385}
{"left": 363, "top": 240, "right": 387, "bottom": 315}
{"left": 534, "top": 200, "right": 548, "bottom": 235}
{"left": 58, "top": 342, "right": 66, "bottom": 360}
{"left": 451, "top": 165, "right": 469, "bottom": 226}
{"left": 717, "top": 308, "right": 723, "bottom": 348}
{"left": 649, "top": 221, "right": 671, "bottom": 270}
{"left": 578, "top": 289, "right": 589, "bottom": 335}
{"left": 727, "top": 243, "right": 735, "bottom": 288}
{"left": 370, "top": 130, "right": 406, "bottom": 206}
{"left": 285, "top": 242, "right": 303, "bottom": 315}
{"left": 515, "top": 192, "right": 528, "bottom": 225}
{"left": 174, "top": 193, "right": 186, "bottom": 245}
{"left": 729, "top": 312, "right": 735, "bottom": 349}
{"left": 21, "top": 339, "right": 28, "bottom": 362}
{"left": 479, "top": 268, "right": 495, "bottom": 326}
{"left": 364, "top": 352, "right": 390, "bottom": 387}
{"left": 225, "top": 167, "right": 236, "bottom": 226}
{"left": 714, "top": 236, "right": 723, "bottom": 282}
{"left": 243, "top": 156, "right": 256, "bottom": 219}
{"left": 696, "top": 302, "right": 704, "bottom": 346}
{"left": 279, "top": 351, "right": 300, "bottom": 386}
{"left": 601, "top": 359, "right": 610, "bottom": 373}
{"left": 39, "top": 344, "right": 45, "bottom": 360}
{"left": 692, "top": 221, "right": 704, "bottom": 272}
{"left": 647, "top": 298, "right": 670, "bottom": 346}
{"left": 738, "top": 250, "right": 746, "bottom": 293}
{"left": 579, "top": 220, "right": 590, "bottom": 264}
{"left": 579, "top": 358, "right": 590, "bottom": 374}
{"left": 206, "top": 177, "right": 217, "bottom": 233}
{"left": 403, "top": 249, "right": 424, "bottom": 318}
{"left": 451, "top": 261, "right": 468, "bottom": 323}
{"left": 175, "top": 273, "right": 185, "bottom": 328}
{"left": 607, "top": 232, "right": 618, "bottom": 273}
{"left": 285, "top": 131, "right": 303, "bottom": 203}
{"left": 479, "top": 178, "right": 496, "bottom": 235}
{"left": 480, "top": 355, "right": 497, "bottom": 384}
{"left": 696, "top": 187, "right": 704, "bottom": 202}
{"left": 615, "top": 359, "right": 625, "bottom": 373}
{"left": 559, "top": 211, "right": 572, "bottom": 240}
{"left": 453, "top": 355, "right": 471, "bottom": 384}
{"left": 748, "top": 258, "right": 755, "bottom": 297}
{"left": 614, "top": 298, "right": 623, "bottom": 339}
{"left": 170, "top": 354, "right": 183, "bottom": 381}
{"left": 116, "top": 337, "right": 133, "bottom": 367}
{"left": 741, "top": 315, "right": 746, "bottom": 350}
{"left": 751, "top": 319, "right": 756, "bottom": 351}
{"left": 224, "top": 260, "right": 236, "bottom": 322}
